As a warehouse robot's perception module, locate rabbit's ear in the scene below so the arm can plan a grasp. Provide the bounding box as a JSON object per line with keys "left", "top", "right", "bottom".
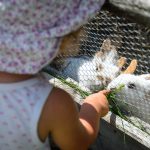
{"left": 100, "top": 38, "right": 112, "bottom": 52}
{"left": 95, "top": 50, "right": 103, "bottom": 57}
{"left": 94, "top": 51, "right": 105, "bottom": 62}
{"left": 96, "top": 38, "right": 116, "bottom": 59}
{"left": 117, "top": 57, "right": 126, "bottom": 69}
{"left": 122, "top": 59, "right": 137, "bottom": 74}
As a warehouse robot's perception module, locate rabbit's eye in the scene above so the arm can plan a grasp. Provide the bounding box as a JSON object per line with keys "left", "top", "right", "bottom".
{"left": 128, "top": 83, "right": 136, "bottom": 89}
{"left": 96, "top": 67, "right": 98, "bottom": 71}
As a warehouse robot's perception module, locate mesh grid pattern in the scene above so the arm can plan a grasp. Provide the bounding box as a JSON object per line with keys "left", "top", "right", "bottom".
{"left": 48, "top": 8, "right": 150, "bottom": 131}
{"left": 81, "top": 10, "right": 150, "bottom": 74}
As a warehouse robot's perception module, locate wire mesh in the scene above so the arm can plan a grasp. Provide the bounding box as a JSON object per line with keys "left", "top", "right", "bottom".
{"left": 47, "top": 8, "right": 150, "bottom": 134}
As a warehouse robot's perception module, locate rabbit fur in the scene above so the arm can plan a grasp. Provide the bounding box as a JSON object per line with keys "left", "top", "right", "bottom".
{"left": 60, "top": 39, "right": 123, "bottom": 91}
{"left": 107, "top": 74, "right": 150, "bottom": 124}
{"left": 58, "top": 27, "right": 86, "bottom": 57}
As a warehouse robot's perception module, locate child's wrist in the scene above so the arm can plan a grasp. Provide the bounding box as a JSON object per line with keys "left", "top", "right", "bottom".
{"left": 83, "top": 98, "right": 105, "bottom": 117}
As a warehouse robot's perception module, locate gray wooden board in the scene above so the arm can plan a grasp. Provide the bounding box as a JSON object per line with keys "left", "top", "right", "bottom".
{"left": 109, "top": 0, "right": 150, "bottom": 26}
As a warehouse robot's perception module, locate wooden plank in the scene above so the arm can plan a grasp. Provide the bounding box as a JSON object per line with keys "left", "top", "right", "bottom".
{"left": 108, "top": 0, "right": 150, "bottom": 26}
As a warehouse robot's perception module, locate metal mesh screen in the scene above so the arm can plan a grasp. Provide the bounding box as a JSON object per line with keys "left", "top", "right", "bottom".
{"left": 46, "top": 7, "right": 150, "bottom": 134}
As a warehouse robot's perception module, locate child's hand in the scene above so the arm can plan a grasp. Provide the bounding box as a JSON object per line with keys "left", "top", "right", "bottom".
{"left": 97, "top": 90, "right": 110, "bottom": 117}
{"left": 84, "top": 90, "right": 110, "bottom": 117}
{"left": 99, "top": 89, "right": 110, "bottom": 96}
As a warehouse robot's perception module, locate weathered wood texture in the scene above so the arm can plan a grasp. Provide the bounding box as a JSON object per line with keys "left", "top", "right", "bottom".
{"left": 108, "top": 0, "right": 150, "bottom": 26}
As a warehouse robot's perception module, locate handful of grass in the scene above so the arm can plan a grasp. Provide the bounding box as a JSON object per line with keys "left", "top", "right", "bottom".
{"left": 43, "top": 68, "right": 125, "bottom": 119}
{"left": 106, "top": 84, "right": 126, "bottom": 119}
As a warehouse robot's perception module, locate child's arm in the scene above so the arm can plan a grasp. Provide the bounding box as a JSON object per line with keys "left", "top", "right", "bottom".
{"left": 38, "top": 87, "right": 109, "bottom": 150}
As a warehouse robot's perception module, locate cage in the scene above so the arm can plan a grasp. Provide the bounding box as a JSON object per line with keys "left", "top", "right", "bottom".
{"left": 44, "top": 1, "right": 150, "bottom": 149}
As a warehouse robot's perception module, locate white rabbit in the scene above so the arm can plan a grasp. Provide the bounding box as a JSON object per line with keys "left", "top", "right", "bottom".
{"left": 60, "top": 39, "right": 124, "bottom": 91}
{"left": 107, "top": 74, "right": 150, "bottom": 124}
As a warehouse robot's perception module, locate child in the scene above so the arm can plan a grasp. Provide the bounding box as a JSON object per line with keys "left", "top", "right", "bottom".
{"left": 0, "top": 0, "right": 109, "bottom": 150}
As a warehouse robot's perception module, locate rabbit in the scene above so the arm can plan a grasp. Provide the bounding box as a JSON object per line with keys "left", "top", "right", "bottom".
{"left": 107, "top": 73, "right": 150, "bottom": 124}
{"left": 59, "top": 39, "right": 125, "bottom": 91}
{"left": 50, "top": 27, "right": 86, "bottom": 70}
{"left": 57, "top": 27, "right": 86, "bottom": 57}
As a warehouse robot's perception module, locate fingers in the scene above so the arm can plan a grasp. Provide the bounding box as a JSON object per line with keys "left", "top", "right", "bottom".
{"left": 99, "top": 90, "right": 110, "bottom": 95}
